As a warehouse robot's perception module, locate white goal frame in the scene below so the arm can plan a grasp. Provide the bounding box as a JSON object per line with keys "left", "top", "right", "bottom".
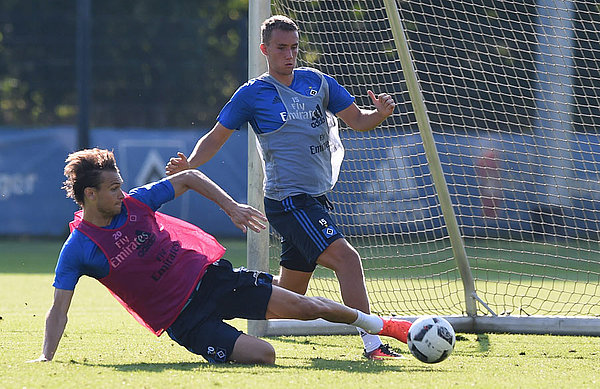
{"left": 247, "top": 0, "right": 600, "bottom": 337}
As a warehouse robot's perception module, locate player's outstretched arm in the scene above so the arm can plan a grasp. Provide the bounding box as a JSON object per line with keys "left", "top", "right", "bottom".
{"left": 167, "top": 169, "right": 267, "bottom": 234}
{"left": 337, "top": 90, "right": 396, "bottom": 132}
{"left": 165, "top": 123, "right": 234, "bottom": 176}
{"left": 28, "top": 288, "right": 74, "bottom": 362}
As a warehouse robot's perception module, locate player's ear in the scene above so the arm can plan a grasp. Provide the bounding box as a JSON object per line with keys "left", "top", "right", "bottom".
{"left": 260, "top": 43, "right": 268, "bottom": 56}
{"left": 84, "top": 186, "right": 96, "bottom": 201}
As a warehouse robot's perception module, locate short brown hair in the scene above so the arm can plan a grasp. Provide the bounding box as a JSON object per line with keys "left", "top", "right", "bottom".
{"left": 261, "top": 15, "right": 298, "bottom": 45}
{"left": 62, "top": 148, "right": 119, "bottom": 206}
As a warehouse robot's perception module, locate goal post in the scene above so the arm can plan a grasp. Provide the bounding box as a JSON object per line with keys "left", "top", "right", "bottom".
{"left": 248, "top": 0, "right": 600, "bottom": 337}
{"left": 246, "top": 0, "right": 271, "bottom": 337}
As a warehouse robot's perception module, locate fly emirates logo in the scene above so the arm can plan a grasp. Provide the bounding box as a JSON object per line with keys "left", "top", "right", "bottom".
{"left": 111, "top": 235, "right": 139, "bottom": 268}
{"left": 110, "top": 230, "right": 155, "bottom": 268}
{"left": 279, "top": 99, "right": 326, "bottom": 129}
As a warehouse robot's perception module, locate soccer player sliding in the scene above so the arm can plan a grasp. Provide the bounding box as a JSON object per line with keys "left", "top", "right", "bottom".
{"left": 29, "top": 148, "right": 411, "bottom": 365}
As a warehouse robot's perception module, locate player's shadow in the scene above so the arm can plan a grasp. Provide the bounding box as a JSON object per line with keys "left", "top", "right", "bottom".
{"left": 64, "top": 333, "right": 454, "bottom": 373}
{"left": 64, "top": 360, "right": 201, "bottom": 372}
{"left": 65, "top": 358, "right": 439, "bottom": 373}
{"left": 66, "top": 360, "right": 281, "bottom": 372}
{"left": 307, "top": 357, "right": 447, "bottom": 373}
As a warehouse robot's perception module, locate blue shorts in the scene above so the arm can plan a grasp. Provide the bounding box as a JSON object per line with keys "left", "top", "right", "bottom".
{"left": 166, "top": 258, "right": 273, "bottom": 364}
{"left": 264, "top": 194, "right": 344, "bottom": 273}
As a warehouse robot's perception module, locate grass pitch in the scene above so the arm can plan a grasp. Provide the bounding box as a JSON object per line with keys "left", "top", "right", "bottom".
{"left": 1, "top": 238, "right": 599, "bottom": 388}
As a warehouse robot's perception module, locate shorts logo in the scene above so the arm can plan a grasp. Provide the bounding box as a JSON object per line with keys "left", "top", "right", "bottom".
{"left": 207, "top": 345, "right": 227, "bottom": 363}
{"left": 216, "top": 349, "right": 227, "bottom": 362}
{"left": 322, "top": 226, "right": 337, "bottom": 238}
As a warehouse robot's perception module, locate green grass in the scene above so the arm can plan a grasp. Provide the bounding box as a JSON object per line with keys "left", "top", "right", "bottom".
{"left": 1, "top": 239, "right": 600, "bottom": 388}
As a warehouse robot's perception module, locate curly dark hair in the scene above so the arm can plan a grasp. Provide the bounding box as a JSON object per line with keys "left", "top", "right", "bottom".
{"left": 62, "top": 148, "right": 119, "bottom": 206}
{"left": 261, "top": 15, "right": 298, "bottom": 45}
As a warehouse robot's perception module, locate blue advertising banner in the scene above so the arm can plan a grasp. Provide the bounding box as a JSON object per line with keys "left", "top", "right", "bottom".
{"left": 1, "top": 127, "right": 248, "bottom": 237}
{"left": 0, "top": 127, "right": 77, "bottom": 236}
{"left": 1, "top": 126, "right": 599, "bottom": 239}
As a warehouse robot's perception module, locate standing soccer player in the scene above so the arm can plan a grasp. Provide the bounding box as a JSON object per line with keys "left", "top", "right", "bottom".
{"left": 166, "top": 15, "right": 401, "bottom": 359}
{"left": 29, "top": 148, "right": 410, "bottom": 365}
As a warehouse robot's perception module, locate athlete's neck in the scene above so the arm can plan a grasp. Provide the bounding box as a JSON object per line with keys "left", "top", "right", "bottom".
{"left": 269, "top": 69, "right": 294, "bottom": 86}
{"left": 81, "top": 207, "right": 115, "bottom": 227}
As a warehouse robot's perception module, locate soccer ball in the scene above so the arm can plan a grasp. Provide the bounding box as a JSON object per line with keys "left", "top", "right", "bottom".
{"left": 407, "top": 316, "right": 456, "bottom": 363}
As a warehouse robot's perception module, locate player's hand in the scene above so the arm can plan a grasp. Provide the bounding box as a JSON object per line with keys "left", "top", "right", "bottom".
{"left": 166, "top": 152, "right": 191, "bottom": 176}
{"left": 26, "top": 355, "right": 50, "bottom": 363}
{"left": 368, "top": 90, "right": 396, "bottom": 118}
{"left": 225, "top": 203, "right": 268, "bottom": 233}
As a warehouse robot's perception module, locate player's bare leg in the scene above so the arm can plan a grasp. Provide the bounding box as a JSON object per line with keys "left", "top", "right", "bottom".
{"left": 272, "top": 267, "right": 312, "bottom": 295}
{"left": 265, "top": 285, "right": 410, "bottom": 342}
{"left": 229, "top": 286, "right": 410, "bottom": 365}
{"left": 316, "top": 238, "right": 407, "bottom": 359}
{"left": 316, "top": 238, "right": 369, "bottom": 313}
{"left": 266, "top": 285, "right": 359, "bottom": 322}
{"left": 272, "top": 238, "right": 408, "bottom": 359}
{"left": 230, "top": 334, "right": 275, "bottom": 365}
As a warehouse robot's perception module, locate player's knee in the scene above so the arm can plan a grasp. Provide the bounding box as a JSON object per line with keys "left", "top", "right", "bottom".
{"left": 231, "top": 334, "right": 276, "bottom": 365}
{"left": 319, "top": 243, "right": 361, "bottom": 273}
{"left": 255, "top": 343, "right": 276, "bottom": 365}
{"left": 232, "top": 341, "right": 276, "bottom": 365}
{"left": 332, "top": 252, "right": 362, "bottom": 275}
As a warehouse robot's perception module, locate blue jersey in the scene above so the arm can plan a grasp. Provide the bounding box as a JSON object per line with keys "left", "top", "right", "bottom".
{"left": 217, "top": 67, "right": 355, "bottom": 133}
{"left": 53, "top": 179, "right": 175, "bottom": 291}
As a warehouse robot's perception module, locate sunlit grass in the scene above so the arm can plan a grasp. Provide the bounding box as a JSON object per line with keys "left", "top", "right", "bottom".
{"left": 1, "top": 239, "right": 599, "bottom": 388}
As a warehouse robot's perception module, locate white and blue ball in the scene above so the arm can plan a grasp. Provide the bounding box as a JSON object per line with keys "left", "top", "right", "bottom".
{"left": 407, "top": 316, "right": 456, "bottom": 363}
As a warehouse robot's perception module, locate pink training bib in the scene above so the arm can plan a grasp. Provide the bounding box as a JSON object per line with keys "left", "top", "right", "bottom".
{"left": 70, "top": 195, "right": 225, "bottom": 335}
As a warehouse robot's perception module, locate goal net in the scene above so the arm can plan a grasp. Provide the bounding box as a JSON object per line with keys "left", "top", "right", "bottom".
{"left": 248, "top": 0, "right": 600, "bottom": 335}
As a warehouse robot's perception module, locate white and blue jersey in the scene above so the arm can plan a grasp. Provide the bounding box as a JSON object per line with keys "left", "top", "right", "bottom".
{"left": 218, "top": 67, "right": 354, "bottom": 200}
{"left": 53, "top": 179, "right": 175, "bottom": 291}
{"left": 218, "top": 67, "right": 354, "bottom": 134}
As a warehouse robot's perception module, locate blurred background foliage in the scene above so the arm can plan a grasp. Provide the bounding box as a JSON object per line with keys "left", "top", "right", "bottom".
{"left": 1, "top": 1, "right": 599, "bottom": 133}
{"left": 0, "top": 0, "right": 248, "bottom": 128}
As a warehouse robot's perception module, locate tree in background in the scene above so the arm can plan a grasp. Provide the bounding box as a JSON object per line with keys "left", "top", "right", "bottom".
{"left": 0, "top": 0, "right": 248, "bottom": 128}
